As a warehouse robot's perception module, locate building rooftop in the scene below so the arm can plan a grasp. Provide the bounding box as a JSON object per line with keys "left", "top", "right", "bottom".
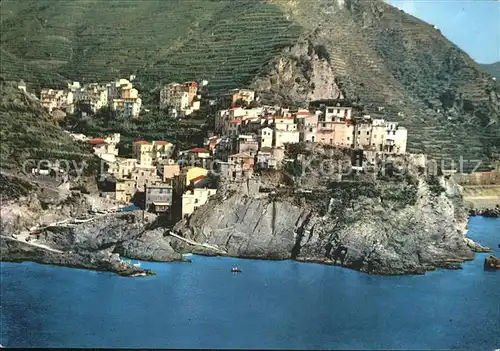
{"left": 154, "top": 140, "right": 170, "bottom": 145}
{"left": 295, "top": 111, "right": 310, "bottom": 117}
{"left": 189, "top": 174, "right": 206, "bottom": 184}
{"left": 88, "top": 138, "right": 106, "bottom": 145}
{"left": 191, "top": 148, "right": 209, "bottom": 153}
{"left": 135, "top": 141, "right": 152, "bottom": 145}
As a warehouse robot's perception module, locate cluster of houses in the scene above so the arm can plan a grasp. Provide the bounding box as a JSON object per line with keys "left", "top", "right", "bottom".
{"left": 159, "top": 80, "right": 209, "bottom": 118}
{"left": 61, "top": 86, "right": 409, "bottom": 222}
{"left": 208, "top": 93, "right": 408, "bottom": 181}
{"left": 33, "top": 76, "right": 142, "bottom": 119}
{"left": 28, "top": 75, "right": 408, "bottom": 221}
{"left": 67, "top": 131, "right": 217, "bottom": 221}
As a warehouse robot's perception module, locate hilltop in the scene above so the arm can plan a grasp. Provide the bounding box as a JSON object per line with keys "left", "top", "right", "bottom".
{"left": 1, "top": 0, "right": 499, "bottom": 170}
{"left": 482, "top": 62, "right": 500, "bottom": 80}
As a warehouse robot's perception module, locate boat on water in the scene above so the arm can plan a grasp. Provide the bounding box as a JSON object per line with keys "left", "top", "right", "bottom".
{"left": 182, "top": 253, "right": 193, "bottom": 257}
{"left": 231, "top": 267, "right": 242, "bottom": 273}
{"left": 133, "top": 262, "right": 141, "bottom": 267}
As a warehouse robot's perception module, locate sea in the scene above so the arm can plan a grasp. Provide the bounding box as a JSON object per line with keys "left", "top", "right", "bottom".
{"left": 1, "top": 217, "right": 499, "bottom": 350}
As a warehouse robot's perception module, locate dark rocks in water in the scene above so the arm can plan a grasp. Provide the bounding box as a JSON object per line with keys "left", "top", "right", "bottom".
{"left": 484, "top": 256, "right": 500, "bottom": 271}
{"left": 469, "top": 207, "right": 500, "bottom": 218}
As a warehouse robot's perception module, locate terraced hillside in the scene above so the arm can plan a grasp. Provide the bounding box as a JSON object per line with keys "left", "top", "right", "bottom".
{"left": 0, "top": 0, "right": 300, "bottom": 91}
{"left": 253, "top": 0, "right": 500, "bottom": 171}
{"left": 1, "top": 0, "right": 499, "bottom": 170}
{"left": 0, "top": 80, "right": 95, "bottom": 175}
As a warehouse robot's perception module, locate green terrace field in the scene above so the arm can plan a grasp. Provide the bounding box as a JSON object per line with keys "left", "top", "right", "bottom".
{"left": 0, "top": 80, "right": 96, "bottom": 171}
{"left": 0, "top": 0, "right": 300, "bottom": 92}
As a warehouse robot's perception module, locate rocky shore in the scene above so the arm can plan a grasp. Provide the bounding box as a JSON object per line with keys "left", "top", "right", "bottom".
{"left": 469, "top": 206, "right": 500, "bottom": 218}
{"left": 0, "top": 191, "right": 182, "bottom": 277}
{"left": 1, "top": 151, "right": 496, "bottom": 276}
{"left": 173, "top": 153, "right": 492, "bottom": 275}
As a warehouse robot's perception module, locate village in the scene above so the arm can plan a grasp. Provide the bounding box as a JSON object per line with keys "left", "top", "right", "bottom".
{"left": 20, "top": 76, "right": 412, "bottom": 224}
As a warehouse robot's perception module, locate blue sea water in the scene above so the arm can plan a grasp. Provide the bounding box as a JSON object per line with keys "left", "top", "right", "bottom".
{"left": 1, "top": 217, "right": 499, "bottom": 350}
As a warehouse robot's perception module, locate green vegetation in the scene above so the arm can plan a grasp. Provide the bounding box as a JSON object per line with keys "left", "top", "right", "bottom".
{"left": 0, "top": 0, "right": 299, "bottom": 93}
{"left": 1, "top": 0, "right": 498, "bottom": 170}
{"left": 61, "top": 108, "right": 207, "bottom": 152}
{"left": 0, "top": 80, "right": 94, "bottom": 170}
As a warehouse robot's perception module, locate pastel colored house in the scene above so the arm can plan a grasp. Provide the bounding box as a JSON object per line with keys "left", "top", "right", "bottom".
{"left": 133, "top": 141, "right": 154, "bottom": 166}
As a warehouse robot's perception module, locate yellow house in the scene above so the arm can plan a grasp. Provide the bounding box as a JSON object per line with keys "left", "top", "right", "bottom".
{"left": 186, "top": 167, "right": 208, "bottom": 185}
{"left": 108, "top": 158, "right": 137, "bottom": 180}
{"left": 133, "top": 141, "right": 154, "bottom": 166}
{"left": 115, "top": 179, "right": 136, "bottom": 203}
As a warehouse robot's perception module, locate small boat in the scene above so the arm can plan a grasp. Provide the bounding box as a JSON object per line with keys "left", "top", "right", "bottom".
{"left": 133, "top": 262, "right": 141, "bottom": 267}
{"left": 231, "top": 267, "right": 242, "bottom": 273}
{"left": 182, "top": 253, "right": 193, "bottom": 257}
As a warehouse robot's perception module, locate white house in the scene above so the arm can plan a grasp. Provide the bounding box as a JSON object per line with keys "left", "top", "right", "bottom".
{"left": 274, "top": 117, "right": 299, "bottom": 148}
{"left": 260, "top": 127, "right": 273, "bottom": 148}
{"left": 182, "top": 188, "right": 217, "bottom": 218}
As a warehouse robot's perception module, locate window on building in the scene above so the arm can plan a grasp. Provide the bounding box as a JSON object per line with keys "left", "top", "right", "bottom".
{"left": 327, "top": 108, "right": 333, "bottom": 113}
{"left": 309, "top": 128, "right": 313, "bottom": 132}
{"left": 393, "top": 131, "right": 396, "bottom": 135}
{"left": 347, "top": 137, "right": 350, "bottom": 141}
{"left": 322, "top": 123, "right": 326, "bottom": 128}
{"left": 337, "top": 109, "right": 340, "bottom": 113}
{"left": 358, "top": 131, "right": 361, "bottom": 135}
{"left": 367, "top": 131, "right": 370, "bottom": 135}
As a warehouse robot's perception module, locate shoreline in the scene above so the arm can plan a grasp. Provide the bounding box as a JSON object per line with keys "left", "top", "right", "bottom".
{"left": 1, "top": 215, "right": 497, "bottom": 277}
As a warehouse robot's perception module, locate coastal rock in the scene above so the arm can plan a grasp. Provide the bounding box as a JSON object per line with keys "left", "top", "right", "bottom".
{"left": 0, "top": 192, "right": 182, "bottom": 275}
{"left": 174, "top": 153, "right": 479, "bottom": 275}
{"left": 469, "top": 206, "right": 500, "bottom": 218}
{"left": 36, "top": 212, "right": 181, "bottom": 262}
{"left": 115, "top": 228, "right": 182, "bottom": 262}
{"left": 484, "top": 256, "right": 500, "bottom": 271}
{"left": 0, "top": 236, "right": 153, "bottom": 277}
{"left": 464, "top": 238, "right": 492, "bottom": 253}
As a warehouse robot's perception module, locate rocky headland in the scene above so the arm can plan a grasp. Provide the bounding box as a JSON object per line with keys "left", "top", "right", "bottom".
{"left": 0, "top": 187, "right": 182, "bottom": 276}
{"left": 1, "top": 147, "right": 496, "bottom": 276}
{"left": 173, "top": 149, "right": 492, "bottom": 275}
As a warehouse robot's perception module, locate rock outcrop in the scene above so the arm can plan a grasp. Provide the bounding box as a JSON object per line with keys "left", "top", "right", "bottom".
{"left": 174, "top": 152, "right": 484, "bottom": 275}
{"left": 484, "top": 256, "right": 500, "bottom": 271}
{"left": 0, "top": 191, "right": 182, "bottom": 276}
{"left": 469, "top": 206, "right": 500, "bottom": 218}
{"left": 0, "top": 236, "right": 155, "bottom": 277}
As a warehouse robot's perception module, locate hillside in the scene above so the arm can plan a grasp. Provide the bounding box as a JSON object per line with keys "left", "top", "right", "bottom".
{"left": 482, "top": 62, "right": 500, "bottom": 80}
{"left": 0, "top": 79, "right": 96, "bottom": 198}
{"left": 1, "top": 0, "right": 499, "bottom": 170}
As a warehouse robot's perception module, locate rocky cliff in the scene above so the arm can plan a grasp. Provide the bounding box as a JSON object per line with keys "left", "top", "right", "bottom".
{"left": 174, "top": 152, "right": 488, "bottom": 274}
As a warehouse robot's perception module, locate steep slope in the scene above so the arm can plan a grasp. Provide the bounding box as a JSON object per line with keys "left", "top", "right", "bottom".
{"left": 253, "top": 0, "right": 500, "bottom": 171}
{"left": 0, "top": 0, "right": 299, "bottom": 90}
{"left": 1, "top": 0, "right": 498, "bottom": 169}
{"left": 482, "top": 62, "right": 500, "bottom": 80}
{"left": 0, "top": 79, "right": 96, "bottom": 198}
